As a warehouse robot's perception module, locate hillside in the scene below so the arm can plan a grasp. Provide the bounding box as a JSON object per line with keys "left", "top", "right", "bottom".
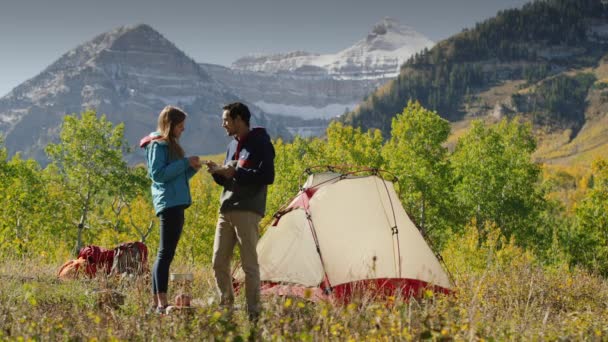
{"left": 342, "top": 0, "right": 608, "bottom": 166}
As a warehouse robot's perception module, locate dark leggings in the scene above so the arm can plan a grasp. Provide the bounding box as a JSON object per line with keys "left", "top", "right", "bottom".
{"left": 152, "top": 206, "right": 184, "bottom": 294}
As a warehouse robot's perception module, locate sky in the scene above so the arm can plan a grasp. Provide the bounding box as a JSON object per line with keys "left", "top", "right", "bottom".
{"left": 0, "top": 0, "right": 530, "bottom": 97}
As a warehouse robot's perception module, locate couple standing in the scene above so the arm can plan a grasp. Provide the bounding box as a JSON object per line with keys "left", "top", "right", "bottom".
{"left": 139, "top": 102, "right": 275, "bottom": 321}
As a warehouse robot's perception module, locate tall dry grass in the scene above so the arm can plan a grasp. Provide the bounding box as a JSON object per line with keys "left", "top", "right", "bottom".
{"left": 1, "top": 226, "right": 607, "bottom": 341}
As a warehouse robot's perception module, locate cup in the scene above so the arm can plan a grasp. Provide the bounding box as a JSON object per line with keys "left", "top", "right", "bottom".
{"left": 170, "top": 273, "right": 193, "bottom": 307}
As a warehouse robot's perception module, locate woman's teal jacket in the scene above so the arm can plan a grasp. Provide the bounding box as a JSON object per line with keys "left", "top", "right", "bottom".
{"left": 140, "top": 132, "right": 197, "bottom": 215}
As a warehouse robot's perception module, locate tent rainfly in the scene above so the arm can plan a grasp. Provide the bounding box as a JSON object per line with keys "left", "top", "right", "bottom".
{"left": 238, "top": 169, "right": 452, "bottom": 302}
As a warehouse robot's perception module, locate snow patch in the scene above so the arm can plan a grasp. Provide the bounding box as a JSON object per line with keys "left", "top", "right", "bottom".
{"left": 286, "top": 125, "right": 327, "bottom": 138}
{"left": 589, "top": 23, "right": 608, "bottom": 40}
{"left": 0, "top": 114, "right": 16, "bottom": 124}
{"left": 254, "top": 101, "right": 357, "bottom": 119}
{"left": 232, "top": 17, "right": 433, "bottom": 80}
{"left": 140, "top": 93, "right": 198, "bottom": 105}
{"left": 0, "top": 109, "right": 27, "bottom": 125}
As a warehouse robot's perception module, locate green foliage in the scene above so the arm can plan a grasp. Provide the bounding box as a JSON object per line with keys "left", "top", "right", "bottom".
{"left": 382, "top": 101, "right": 456, "bottom": 244}
{"left": 177, "top": 173, "right": 221, "bottom": 265}
{"left": 443, "top": 219, "right": 535, "bottom": 278}
{"left": 0, "top": 155, "right": 45, "bottom": 256}
{"left": 45, "top": 110, "right": 141, "bottom": 254}
{"left": 513, "top": 73, "right": 597, "bottom": 130}
{"left": 566, "top": 159, "right": 608, "bottom": 275}
{"left": 0, "top": 136, "right": 70, "bottom": 260}
{"left": 1, "top": 100, "right": 607, "bottom": 283}
{"left": 264, "top": 137, "right": 311, "bottom": 228}
{"left": 305, "top": 121, "right": 384, "bottom": 168}
{"left": 450, "top": 118, "right": 549, "bottom": 250}
{"left": 523, "top": 63, "right": 551, "bottom": 84}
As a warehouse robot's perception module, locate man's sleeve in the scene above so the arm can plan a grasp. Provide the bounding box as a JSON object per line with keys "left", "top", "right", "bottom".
{"left": 234, "top": 141, "right": 275, "bottom": 186}
{"left": 212, "top": 173, "right": 227, "bottom": 186}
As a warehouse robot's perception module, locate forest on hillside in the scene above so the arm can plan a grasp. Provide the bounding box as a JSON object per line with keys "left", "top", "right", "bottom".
{"left": 343, "top": 0, "right": 608, "bottom": 134}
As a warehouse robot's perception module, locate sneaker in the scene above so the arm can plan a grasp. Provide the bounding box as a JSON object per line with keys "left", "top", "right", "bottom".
{"left": 155, "top": 305, "right": 168, "bottom": 315}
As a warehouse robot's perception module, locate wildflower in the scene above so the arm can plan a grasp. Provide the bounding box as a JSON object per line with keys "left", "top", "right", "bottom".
{"left": 211, "top": 311, "right": 222, "bottom": 322}
{"left": 304, "top": 288, "right": 312, "bottom": 299}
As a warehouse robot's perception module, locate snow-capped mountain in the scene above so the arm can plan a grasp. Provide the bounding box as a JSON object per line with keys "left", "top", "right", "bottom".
{"left": 232, "top": 17, "right": 434, "bottom": 80}
{"left": 207, "top": 17, "right": 434, "bottom": 125}
{"left": 0, "top": 18, "right": 434, "bottom": 161}
{"left": 0, "top": 24, "right": 287, "bottom": 163}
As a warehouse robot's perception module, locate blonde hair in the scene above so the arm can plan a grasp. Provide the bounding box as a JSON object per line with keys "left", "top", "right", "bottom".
{"left": 157, "top": 106, "right": 187, "bottom": 159}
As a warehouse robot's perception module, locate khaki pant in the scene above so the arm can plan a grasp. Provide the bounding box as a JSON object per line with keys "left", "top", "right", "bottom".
{"left": 212, "top": 210, "right": 261, "bottom": 315}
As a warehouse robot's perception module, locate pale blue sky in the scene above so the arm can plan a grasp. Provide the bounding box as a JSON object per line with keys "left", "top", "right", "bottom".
{"left": 0, "top": 0, "right": 529, "bottom": 96}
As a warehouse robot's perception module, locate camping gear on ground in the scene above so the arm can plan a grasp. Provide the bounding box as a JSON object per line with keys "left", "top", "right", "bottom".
{"left": 78, "top": 245, "right": 115, "bottom": 276}
{"left": 111, "top": 241, "right": 149, "bottom": 275}
{"left": 58, "top": 241, "right": 148, "bottom": 279}
{"left": 170, "top": 273, "right": 193, "bottom": 307}
{"left": 57, "top": 257, "right": 87, "bottom": 279}
{"left": 235, "top": 167, "right": 452, "bottom": 302}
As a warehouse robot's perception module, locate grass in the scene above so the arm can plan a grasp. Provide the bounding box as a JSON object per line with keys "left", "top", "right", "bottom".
{"left": 2, "top": 236, "right": 608, "bottom": 341}
{"left": 535, "top": 114, "right": 608, "bottom": 166}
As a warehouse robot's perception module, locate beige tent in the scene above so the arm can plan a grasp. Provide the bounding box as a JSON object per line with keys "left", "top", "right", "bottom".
{"left": 242, "top": 170, "right": 452, "bottom": 301}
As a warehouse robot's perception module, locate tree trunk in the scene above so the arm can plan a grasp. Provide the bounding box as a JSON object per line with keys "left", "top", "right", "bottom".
{"left": 76, "top": 212, "right": 86, "bottom": 256}
{"left": 141, "top": 220, "right": 154, "bottom": 243}
{"left": 75, "top": 191, "right": 91, "bottom": 256}
{"left": 420, "top": 193, "right": 426, "bottom": 235}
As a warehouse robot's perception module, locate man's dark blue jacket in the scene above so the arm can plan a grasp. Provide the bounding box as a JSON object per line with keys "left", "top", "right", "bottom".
{"left": 212, "top": 127, "right": 275, "bottom": 216}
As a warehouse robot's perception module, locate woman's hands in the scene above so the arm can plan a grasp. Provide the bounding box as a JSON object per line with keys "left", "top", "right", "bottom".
{"left": 188, "top": 156, "right": 202, "bottom": 170}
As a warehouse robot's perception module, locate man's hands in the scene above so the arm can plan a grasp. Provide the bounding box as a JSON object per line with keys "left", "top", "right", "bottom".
{"left": 188, "top": 157, "right": 237, "bottom": 178}
{"left": 204, "top": 160, "right": 220, "bottom": 172}
{"left": 204, "top": 160, "right": 236, "bottom": 179}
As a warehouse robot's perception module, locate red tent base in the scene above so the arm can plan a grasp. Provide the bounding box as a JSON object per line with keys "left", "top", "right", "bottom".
{"left": 260, "top": 278, "right": 451, "bottom": 304}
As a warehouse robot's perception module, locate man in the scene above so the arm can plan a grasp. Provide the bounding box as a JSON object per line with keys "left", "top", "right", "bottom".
{"left": 205, "top": 102, "right": 275, "bottom": 322}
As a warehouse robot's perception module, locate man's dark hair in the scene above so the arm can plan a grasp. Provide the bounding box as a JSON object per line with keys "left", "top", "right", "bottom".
{"left": 223, "top": 102, "right": 251, "bottom": 127}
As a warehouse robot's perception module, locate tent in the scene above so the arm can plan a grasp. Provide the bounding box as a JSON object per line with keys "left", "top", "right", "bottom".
{"left": 239, "top": 168, "right": 452, "bottom": 302}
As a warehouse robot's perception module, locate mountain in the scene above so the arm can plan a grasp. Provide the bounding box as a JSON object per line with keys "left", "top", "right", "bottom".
{"left": 232, "top": 17, "right": 434, "bottom": 80}
{"left": 0, "top": 24, "right": 288, "bottom": 163}
{"left": 199, "top": 17, "right": 434, "bottom": 132}
{"left": 341, "top": 0, "right": 608, "bottom": 166}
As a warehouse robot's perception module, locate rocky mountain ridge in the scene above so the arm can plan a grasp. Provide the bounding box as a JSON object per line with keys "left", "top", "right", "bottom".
{"left": 0, "top": 24, "right": 283, "bottom": 163}
{"left": 0, "top": 18, "right": 436, "bottom": 162}
{"left": 201, "top": 17, "right": 434, "bottom": 128}
{"left": 232, "top": 17, "right": 434, "bottom": 80}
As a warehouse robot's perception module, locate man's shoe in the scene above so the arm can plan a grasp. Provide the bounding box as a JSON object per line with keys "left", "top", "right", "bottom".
{"left": 155, "top": 305, "right": 168, "bottom": 315}
{"left": 248, "top": 312, "right": 260, "bottom": 324}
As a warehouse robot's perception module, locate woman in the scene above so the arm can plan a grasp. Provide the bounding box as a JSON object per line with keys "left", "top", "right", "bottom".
{"left": 139, "top": 106, "right": 201, "bottom": 314}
